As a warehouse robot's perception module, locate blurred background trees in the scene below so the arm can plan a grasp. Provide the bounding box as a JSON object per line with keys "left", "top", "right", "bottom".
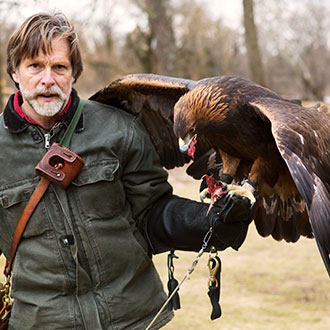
{"left": 1, "top": 0, "right": 330, "bottom": 109}
{"left": 243, "top": 0, "right": 265, "bottom": 86}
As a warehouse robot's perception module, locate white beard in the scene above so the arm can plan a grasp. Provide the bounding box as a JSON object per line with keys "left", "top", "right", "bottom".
{"left": 19, "top": 81, "right": 72, "bottom": 117}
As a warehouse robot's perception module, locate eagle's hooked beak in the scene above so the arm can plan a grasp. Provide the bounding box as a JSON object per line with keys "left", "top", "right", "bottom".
{"left": 179, "top": 134, "right": 195, "bottom": 153}
{"left": 179, "top": 134, "right": 197, "bottom": 158}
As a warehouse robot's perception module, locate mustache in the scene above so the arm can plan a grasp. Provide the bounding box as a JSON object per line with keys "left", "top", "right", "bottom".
{"left": 24, "top": 85, "right": 66, "bottom": 99}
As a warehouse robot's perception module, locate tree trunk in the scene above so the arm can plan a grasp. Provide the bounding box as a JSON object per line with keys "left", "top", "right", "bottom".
{"left": 145, "top": 0, "right": 176, "bottom": 74}
{"left": 243, "top": 0, "right": 265, "bottom": 86}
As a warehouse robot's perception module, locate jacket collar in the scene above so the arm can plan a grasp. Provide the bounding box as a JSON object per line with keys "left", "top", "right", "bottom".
{"left": 3, "top": 88, "right": 84, "bottom": 133}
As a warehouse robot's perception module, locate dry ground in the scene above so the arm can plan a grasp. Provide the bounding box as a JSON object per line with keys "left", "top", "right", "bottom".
{"left": 1, "top": 167, "right": 329, "bottom": 329}
{"left": 154, "top": 167, "right": 330, "bottom": 330}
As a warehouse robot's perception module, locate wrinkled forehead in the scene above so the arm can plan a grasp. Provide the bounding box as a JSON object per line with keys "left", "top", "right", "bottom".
{"left": 22, "top": 35, "right": 70, "bottom": 60}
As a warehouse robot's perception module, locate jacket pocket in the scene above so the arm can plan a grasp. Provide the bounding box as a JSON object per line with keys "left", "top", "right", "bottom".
{"left": 0, "top": 177, "right": 51, "bottom": 240}
{"left": 71, "top": 158, "right": 124, "bottom": 219}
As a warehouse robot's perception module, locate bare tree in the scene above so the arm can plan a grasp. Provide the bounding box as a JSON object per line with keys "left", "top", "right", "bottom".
{"left": 124, "top": 0, "right": 176, "bottom": 74}
{"left": 257, "top": 0, "right": 330, "bottom": 100}
{"left": 145, "top": 0, "right": 176, "bottom": 74}
{"left": 124, "top": 26, "right": 154, "bottom": 73}
{"left": 242, "top": 0, "right": 265, "bottom": 85}
{"left": 174, "top": 0, "right": 243, "bottom": 79}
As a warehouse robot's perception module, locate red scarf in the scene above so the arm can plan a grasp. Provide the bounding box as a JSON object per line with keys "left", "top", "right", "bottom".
{"left": 13, "top": 91, "right": 72, "bottom": 126}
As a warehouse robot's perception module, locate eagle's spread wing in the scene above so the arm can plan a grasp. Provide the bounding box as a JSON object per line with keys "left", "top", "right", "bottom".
{"left": 250, "top": 97, "right": 330, "bottom": 275}
{"left": 90, "top": 74, "right": 213, "bottom": 172}
{"left": 90, "top": 73, "right": 330, "bottom": 277}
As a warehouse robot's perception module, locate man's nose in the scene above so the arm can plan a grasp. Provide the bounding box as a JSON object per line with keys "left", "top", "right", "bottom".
{"left": 40, "top": 68, "right": 55, "bottom": 87}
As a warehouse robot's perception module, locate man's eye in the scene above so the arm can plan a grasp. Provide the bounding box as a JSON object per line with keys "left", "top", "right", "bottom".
{"left": 55, "top": 65, "right": 66, "bottom": 70}
{"left": 30, "top": 63, "right": 40, "bottom": 69}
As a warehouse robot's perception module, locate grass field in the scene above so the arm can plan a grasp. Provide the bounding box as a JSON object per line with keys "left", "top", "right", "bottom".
{"left": 1, "top": 166, "right": 329, "bottom": 329}
{"left": 153, "top": 167, "right": 330, "bottom": 330}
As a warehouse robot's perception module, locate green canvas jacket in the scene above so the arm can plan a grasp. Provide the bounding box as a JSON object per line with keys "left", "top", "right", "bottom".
{"left": 0, "top": 90, "right": 173, "bottom": 329}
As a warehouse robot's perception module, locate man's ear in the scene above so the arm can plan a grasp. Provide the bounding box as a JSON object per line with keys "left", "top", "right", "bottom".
{"left": 12, "top": 72, "right": 19, "bottom": 83}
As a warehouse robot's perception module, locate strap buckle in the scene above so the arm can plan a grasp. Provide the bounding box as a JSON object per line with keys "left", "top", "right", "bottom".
{"left": 208, "top": 250, "right": 220, "bottom": 287}
{"left": 207, "top": 246, "right": 222, "bottom": 320}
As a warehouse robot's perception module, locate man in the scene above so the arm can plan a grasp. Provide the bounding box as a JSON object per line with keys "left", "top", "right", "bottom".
{"left": 0, "top": 12, "right": 251, "bottom": 330}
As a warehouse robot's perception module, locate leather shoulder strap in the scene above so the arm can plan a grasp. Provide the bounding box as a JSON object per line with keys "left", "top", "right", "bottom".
{"left": 4, "top": 177, "right": 50, "bottom": 277}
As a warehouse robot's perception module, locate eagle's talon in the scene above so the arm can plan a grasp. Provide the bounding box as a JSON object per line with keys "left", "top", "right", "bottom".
{"left": 200, "top": 187, "right": 210, "bottom": 203}
{"left": 227, "top": 182, "right": 256, "bottom": 205}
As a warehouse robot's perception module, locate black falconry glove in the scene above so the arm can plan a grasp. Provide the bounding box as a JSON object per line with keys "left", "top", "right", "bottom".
{"left": 145, "top": 194, "right": 252, "bottom": 254}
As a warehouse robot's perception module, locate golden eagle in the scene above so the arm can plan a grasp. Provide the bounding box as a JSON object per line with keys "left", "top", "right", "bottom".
{"left": 90, "top": 74, "right": 330, "bottom": 277}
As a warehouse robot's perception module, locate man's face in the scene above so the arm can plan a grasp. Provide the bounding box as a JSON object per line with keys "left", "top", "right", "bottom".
{"left": 12, "top": 37, "right": 74, "bottom": 118}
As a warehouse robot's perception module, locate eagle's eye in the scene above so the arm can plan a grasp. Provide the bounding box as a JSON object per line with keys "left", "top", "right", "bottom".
{"left": 188, "top": 127, "right": 196, "bottom": 135}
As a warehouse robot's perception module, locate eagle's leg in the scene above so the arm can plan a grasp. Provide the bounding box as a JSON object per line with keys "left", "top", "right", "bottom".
{"left": 242, "top": 156, "right": 267, "bottom": 195}
{"left": 201, "top": 150, "right": 257, "bottom": 206}
{"left": 218, "top": 150, "right": 240, "bottom": 183}
{"left": 225, "top": 157, "right": 266, "bottom": 205}
{"left": 219, "top": 150, "right": 256, "bottom": 204}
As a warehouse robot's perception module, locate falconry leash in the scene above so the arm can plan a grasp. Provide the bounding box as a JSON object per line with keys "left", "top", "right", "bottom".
{"left": 145, "top": 224, "right": 222, "bottom": 330}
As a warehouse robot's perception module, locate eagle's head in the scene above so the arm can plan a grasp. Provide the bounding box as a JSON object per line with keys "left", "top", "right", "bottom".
{"left": 174, "top": 83, "right": 228, "bottom": 158}
{"left": 173, "top": 93, "right": 198, "bottom": 158}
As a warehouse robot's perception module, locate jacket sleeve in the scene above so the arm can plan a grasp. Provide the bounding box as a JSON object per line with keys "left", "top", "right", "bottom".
{"left": 121, "top": 117, "right": 252, "bottom": 254}
{"left": 121, "top": 117, "right": 173, "bottom": 222}
{"left": 145, "top": 194, "right": 252, "bottom": 254}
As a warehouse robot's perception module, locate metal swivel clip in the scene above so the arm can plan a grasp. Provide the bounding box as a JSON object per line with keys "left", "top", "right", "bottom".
{"left": 208, "top": 246, "right": 220, "bottom": 287}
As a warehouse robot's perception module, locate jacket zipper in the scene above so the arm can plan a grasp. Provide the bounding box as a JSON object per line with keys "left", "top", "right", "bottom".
{"left": 38, "top": 122, "right": 62, "bottom": 150}
{"left": 44, "top": 133, "right": 51, "bottom": 149}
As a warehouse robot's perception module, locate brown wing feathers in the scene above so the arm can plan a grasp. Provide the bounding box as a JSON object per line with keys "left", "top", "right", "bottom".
{"left": 140, "top": 103, "right": 188, "bottom": 168}
{"left": 253, "top": 172, "right": 311, "bottom": 243}
{"left": 90, "top": 75, "right": 193, "bottom": 169}
{"left": 251, "top": 97, "right": 330, "bottom": 274}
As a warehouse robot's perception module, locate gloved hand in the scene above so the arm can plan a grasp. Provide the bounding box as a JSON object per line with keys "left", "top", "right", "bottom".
{"left": 145, "top": 193, "right": 252, "bottom": 254}
{"left": 212, "top": 193, "right": 252, "bottom": 224}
